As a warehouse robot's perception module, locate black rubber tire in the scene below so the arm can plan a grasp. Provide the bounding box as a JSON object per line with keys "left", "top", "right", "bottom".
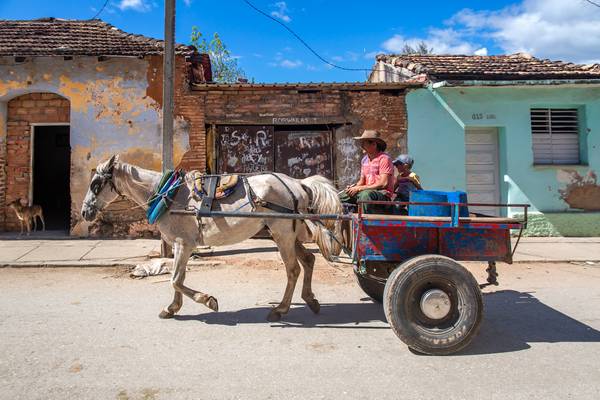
{"left": 383, "top": 255, "right": 483, "bottom": 355}
{"left": 354, "top": 271, "right": 384, "bottom": 303}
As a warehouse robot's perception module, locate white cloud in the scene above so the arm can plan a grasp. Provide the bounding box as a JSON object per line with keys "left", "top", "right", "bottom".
{"left": 268, "top": 58, "right": 303, "bottom": 68}
{"left": 331, "top": 51, "right": 361, "bottom": 63}
{"left": 374, "top": 0, "right": 600, "bottom": 63}
{"left": 381, "top": 28, "right": 481, "bottom": 55}
{"left": 280, "top": 59, "right": 302, "bottom": 68}
{"left": 364, "top": 50, "right": 381, "bottom": 59}
{"left": 270, "top": 1, "right": 291, "bottom": 23}
{"left": 183, "top": 0, "right": 193, "bottom": 6}
{"left": 463, "top": 0, "right": 600, "bottom": 63}
{"left": 118, "top": 0, "right": 153, "bottom": 12}
{"left": 346, "top": 51, "right": 359, "bottom": 62}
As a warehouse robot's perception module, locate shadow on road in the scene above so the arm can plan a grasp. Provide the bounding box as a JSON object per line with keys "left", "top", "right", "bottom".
{"left": 193, "top": 245, "right": 319, "bottom": 257}
{"left": 463, "top": 290, "right": 600, "bottom": 355}
{"left": 174, "top": 299, "right": 387, "bottom": 329}
{"left": 175, "top": 290, "right": 600, "bottom": 354}
{"left": 193, "top": 246, "right": 279, "bottom": 257}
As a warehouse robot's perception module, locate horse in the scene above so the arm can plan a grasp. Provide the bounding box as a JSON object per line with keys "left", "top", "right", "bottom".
{"left": 80, "top": 155, "right": 343, "bottom": 322}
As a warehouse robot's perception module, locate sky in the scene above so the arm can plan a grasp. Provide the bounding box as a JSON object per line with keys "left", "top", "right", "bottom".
{"left": 2, "top": 0, "right": 600, "bottom": 83}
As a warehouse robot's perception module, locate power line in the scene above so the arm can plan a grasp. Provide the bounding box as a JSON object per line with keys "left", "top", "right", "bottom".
{"left": 90, "top": 0, "right": 110, "bottom": 20}
{"left": 583, "top": 0, "right": 600, "bottom": 7}
{"left": 242, "top": 0, "right": 372, "bottom": 73}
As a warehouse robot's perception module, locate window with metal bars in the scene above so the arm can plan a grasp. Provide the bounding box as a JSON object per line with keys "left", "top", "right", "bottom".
{"left": 531, "top": 108, "right": 580, "bottom": 165}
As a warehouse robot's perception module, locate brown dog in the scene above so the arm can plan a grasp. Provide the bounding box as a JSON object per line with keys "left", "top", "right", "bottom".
{"left": 8, "top": 198, "right": 45, "bottom": 235}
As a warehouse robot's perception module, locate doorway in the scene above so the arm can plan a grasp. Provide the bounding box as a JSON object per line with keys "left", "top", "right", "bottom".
{"left": 32, "top": 125, "right": 71, "bottom": 231}
{"left": 465, "top": 128, "right": 500, "bottom": 216}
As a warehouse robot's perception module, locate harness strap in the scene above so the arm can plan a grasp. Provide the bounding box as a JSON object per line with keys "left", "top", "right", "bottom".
{"left": 198, "top": 175, "right": 219, "bottom": 214}
{"left": 268, "top": 173, "right": 299, "bottom": 231}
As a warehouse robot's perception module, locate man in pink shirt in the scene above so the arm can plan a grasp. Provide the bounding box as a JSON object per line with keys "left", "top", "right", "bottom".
{"left": 339, "top": 130, "right": 394, "bottom": 214}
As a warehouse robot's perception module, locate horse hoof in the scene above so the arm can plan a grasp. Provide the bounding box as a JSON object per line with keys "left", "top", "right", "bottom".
{"left": 307, "top": 299, "right": 321, "bottom": 314}
{"left": 158, "top": 310, "right": 174, "bottom": 319}
{"left": 206, "top": 296, "right": 219, "bottom": 312}
{"left": 267, "top": 309, "right": 282, "bottom": 322}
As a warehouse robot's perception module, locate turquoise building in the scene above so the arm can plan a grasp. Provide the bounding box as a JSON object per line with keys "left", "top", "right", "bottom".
{"left": 370, "top": 54, "right": 600, "bottom": 236}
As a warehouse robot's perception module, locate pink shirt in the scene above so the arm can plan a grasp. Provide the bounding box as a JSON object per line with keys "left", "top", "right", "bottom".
{"left": 361, "top": 152, "right": 395, "bottom": 198}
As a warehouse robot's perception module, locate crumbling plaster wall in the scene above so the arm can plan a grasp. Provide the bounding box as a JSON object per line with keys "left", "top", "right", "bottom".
{"left": 0, "top": 56, "right": 190, "bottom": 236}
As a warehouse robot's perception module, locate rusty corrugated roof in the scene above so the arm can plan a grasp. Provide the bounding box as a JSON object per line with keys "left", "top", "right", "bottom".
{"left": 0, "top": 18, "right": 192, "bottom": 57}
{"left": 375, "top": 53, "right": 600, "bottom": 81}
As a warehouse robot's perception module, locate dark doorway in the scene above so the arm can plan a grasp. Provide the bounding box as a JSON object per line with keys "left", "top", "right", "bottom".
{"left": 33, "top": 125, "right": 71, "bottom": 231}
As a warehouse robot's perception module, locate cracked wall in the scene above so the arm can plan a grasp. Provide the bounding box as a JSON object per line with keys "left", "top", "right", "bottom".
{"left": 0, "top": 56, "right": 191, "bottom": 236}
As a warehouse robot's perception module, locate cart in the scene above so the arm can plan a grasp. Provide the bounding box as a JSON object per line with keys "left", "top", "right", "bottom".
{"left": 175, "top": 190, "right": 528, "bottom": 355}
{"left": 350, "top": 196, "right": 528, "bottom": 355}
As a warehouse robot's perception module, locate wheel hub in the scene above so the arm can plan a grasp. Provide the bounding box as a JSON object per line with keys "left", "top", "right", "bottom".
{"left": 420, "top": 289, "right": 451, "bottom": 320}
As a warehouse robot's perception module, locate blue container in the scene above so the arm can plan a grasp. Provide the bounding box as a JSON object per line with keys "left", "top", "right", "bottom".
{"left": 409, "top": 190, "right": 469, "bottom": 217}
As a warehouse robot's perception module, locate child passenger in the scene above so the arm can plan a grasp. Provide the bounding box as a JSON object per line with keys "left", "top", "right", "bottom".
{"left": 392, "top": 154, "right": 422, "bottom": 202}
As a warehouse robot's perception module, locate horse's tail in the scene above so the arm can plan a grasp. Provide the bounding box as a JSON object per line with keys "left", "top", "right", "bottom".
{"left": 300, "top": 175, "right": 343, "bottom": 260}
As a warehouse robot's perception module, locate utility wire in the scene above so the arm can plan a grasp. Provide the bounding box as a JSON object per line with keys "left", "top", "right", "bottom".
{"left": 242, "top": 0, "right": 373, "bottom": 73}
{"left": 90, "top": 0, "right": 110, "bottom": 20}
{"left": 583, "top": 0, "right": 600, "bottom": 7}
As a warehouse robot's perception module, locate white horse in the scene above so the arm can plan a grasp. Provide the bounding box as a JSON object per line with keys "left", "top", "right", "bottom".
{"left": 81, "top": 155, "right": 343, "bottom": 321}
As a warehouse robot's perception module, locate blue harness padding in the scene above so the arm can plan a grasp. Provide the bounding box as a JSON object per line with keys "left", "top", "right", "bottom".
{"left": 146, "top": 169, "right": 184, "bottom": 224}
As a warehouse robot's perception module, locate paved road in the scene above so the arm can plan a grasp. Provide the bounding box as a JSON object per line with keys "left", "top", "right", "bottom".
{"left": 1, "top": 258, "right": 600, "bottom": 399}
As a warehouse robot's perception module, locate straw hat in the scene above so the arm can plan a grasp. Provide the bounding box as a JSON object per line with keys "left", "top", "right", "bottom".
{"left": 353, "top": 130, "right": 387, "bottom": 151}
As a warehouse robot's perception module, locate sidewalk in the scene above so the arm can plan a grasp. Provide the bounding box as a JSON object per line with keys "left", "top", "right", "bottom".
{"left": 0, "top": 236, "right": 599, "bottom": 267}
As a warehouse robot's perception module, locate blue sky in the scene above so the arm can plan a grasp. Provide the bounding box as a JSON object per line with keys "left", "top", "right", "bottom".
{"left": 2, "top": 0, "right": 600, "bottom": 82}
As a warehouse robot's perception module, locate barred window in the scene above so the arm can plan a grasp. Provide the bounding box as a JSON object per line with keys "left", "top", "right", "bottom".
{"left": 531, "top": 108, "right": 580, "bottom": 165}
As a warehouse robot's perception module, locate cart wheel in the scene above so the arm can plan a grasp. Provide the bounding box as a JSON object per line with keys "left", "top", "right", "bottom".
{"left": 383, "top": 255, "right": 482, "bottom": 355}
{"left": 354, "top": 271, "right": 384, "bottom": 303}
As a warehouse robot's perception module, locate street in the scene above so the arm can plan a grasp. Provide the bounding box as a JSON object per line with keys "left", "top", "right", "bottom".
{"left": 1, "top": 255, "right": 600, "bottom": 399}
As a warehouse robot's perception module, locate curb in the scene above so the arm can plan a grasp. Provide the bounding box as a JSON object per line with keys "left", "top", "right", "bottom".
{"left": 0, "top": 260, "right": 227, "bottom": 269}
{"left": 0, "top": 262, "right": 137, "bottom": 269}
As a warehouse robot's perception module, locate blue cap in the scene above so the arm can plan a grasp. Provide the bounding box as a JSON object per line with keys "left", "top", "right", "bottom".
{"left": 392, "top": 154, "right": 414, "bottom": 166}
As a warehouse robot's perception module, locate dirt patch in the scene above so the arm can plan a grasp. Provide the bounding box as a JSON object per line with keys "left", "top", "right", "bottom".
{"left": 68, "top": 360, "right": 82, "bottom": 373}
{"left": 307, "top": 342, "right": 337, "bottom": 352}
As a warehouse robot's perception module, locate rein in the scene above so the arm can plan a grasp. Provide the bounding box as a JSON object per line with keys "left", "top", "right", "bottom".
{"left": 94, "top": 169, "right": 187, "bottom": 214}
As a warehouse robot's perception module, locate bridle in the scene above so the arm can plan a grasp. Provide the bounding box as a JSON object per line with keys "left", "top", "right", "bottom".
{"left": 92, "top": 169, "right": 123, "bottom": 197}
{"left": 84, "top": 167, "right": 125, "bottom": 214}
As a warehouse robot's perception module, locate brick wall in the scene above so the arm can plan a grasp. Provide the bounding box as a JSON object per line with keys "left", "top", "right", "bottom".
{"left": 175, "top": 79, "right": 206, "bottom": 172}
{"left": 188, "top": 87, "right": 408, "bottom": 183}
{"left": 196, "top": 88, "right": 407, "bottom": 153}
{"left": 2, "top": 93, "right": 70, "bottom": 231}
{"left": 146, "top": 55, "right": 207, "bottom": 172}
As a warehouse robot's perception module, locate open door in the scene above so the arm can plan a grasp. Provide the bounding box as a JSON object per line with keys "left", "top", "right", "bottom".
{"left": 32, "top": 125, "right": 71, "bottom": 231}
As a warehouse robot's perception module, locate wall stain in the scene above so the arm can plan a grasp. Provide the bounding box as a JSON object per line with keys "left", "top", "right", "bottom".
{"left": 558, "top": 170, "right": 600, "bottom": 211}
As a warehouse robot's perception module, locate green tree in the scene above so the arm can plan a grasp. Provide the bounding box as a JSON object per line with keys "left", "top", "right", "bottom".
{"left": 401, "top": 41, "right": 434, "bottom": 55}
{"left": 190, "top": 26, "right": 246, "bottom": 83}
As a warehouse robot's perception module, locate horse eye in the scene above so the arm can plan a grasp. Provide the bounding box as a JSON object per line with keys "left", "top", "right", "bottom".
{"left": 91, "top": 179, "right": 102, "bottom": 195}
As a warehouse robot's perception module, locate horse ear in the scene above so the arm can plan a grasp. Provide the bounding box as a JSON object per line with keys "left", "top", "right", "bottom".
{"left": 108, "top": 154, "right": 117, "bottom": 166}
{"left": 107, "top": 154, "right": 119, "bottom": 171}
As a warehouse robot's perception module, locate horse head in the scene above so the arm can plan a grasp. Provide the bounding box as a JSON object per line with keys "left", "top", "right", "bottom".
{"left": 81, "top": 154, "right": 121, "bottom": 221}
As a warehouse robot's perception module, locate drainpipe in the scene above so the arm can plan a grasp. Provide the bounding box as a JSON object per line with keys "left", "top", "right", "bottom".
{"left": 426, "top": 82, "right": 465, "bottom": 129}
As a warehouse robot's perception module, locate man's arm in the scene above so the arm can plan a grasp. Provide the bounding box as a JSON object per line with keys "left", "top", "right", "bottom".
{"left": 346, "top": 174, "right": 390, "bottom": 196}
{"left": 348, "top": 175, "right": 365, "bottom": 188}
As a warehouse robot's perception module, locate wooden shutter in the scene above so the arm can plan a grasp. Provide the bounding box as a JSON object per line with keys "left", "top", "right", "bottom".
{"left": 531, "top": 108, "right": 580, "bottom": 164}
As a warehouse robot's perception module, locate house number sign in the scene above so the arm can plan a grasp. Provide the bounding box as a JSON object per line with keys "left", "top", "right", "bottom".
{"left": 472, "top": 113, "right": 496, "bottom": 120}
